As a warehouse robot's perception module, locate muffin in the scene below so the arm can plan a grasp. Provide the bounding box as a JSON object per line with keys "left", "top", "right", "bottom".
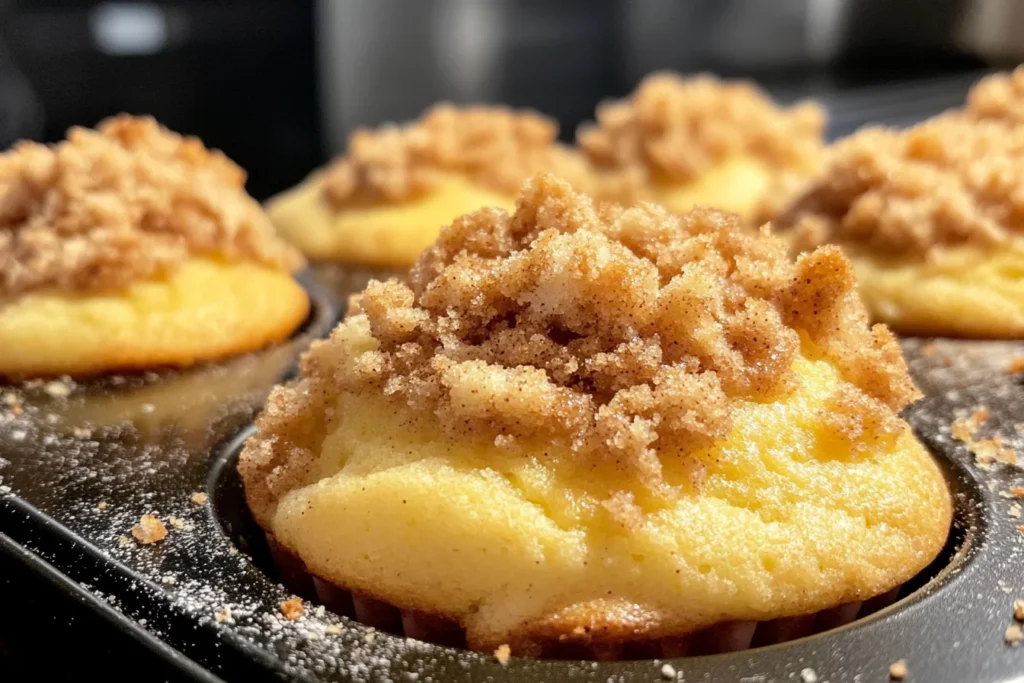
{"left": 266, "top": 104, "right": 594, "bottom": 271}
{"left": 772, "top": 115, "right": 1024, "bottom": 338}
{"left": 576, "top": 73, "right": 825, "bottom": 223}
{"left": 239, "top": 175, "right": 950, "bottom": 658}
{"left": 962, "top": 66, "right": 1024, "bottom": 125}
{"left": 0, "top": 115, "right": 309, "bottom": 379}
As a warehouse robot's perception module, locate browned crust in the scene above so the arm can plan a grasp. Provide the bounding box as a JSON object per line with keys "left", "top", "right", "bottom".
{"left": 0, "top": 115, "right": 304, "bottom": 297}
{"left": 239, "top": 173, "right": 918, "bottom": 529}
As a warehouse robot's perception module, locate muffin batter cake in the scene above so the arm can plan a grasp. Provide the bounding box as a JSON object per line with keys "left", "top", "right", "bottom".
{"left": 0, "top": 115, "right": 309, "bottom": 378}
{"left": 240, "top": 175, "right": 950, "bottom": 656}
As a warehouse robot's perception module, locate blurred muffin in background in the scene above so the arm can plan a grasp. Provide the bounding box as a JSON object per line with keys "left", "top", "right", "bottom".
{"left": 266, "top": 104, "right": 594, "bottom": 271}
{"left": 577, "top": 73, "right": 826, "bottom": 224}
{"left": 772, "top": 114, "right": 1024, "bottom": 338}
{"left": 0, "top": 115, "right": 309, "bottom": 379}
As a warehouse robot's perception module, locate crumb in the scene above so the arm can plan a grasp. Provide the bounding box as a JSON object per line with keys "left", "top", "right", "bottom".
{"left": 364, "top": 631, "right": 376, "bottom": 644}
{"left": 952, "top": 407, "right": 989, "bottom": 442}
{"left": 800, "top": 668, "right": 819, "bottom": 683}
{"left": 72, "top": 427, "right": 92, "bottom": 440}
{"left": 493, "top": 644, "right": 511, "bottom": 666}
{"left": 889, "top": 660, "right": 908, "bottom": 680}
{"left": 43, "top": 381, "right": 71, "bottom": 398}
{"left": 1018, "top": 525, "right": 1024, "bottom": 535}
{"left": 0, "top": 115, "right": 302, "bottom": 297}
{"left": 774, "top": 115, "right": 1024, "bottom": 255}
{"left": 215, "top": 607, "right": 232, "bottom": 623}
{"left": 314, "top": 605, "right": 326, "bottom": 618}
{"left": 972, "top": 436, "right": 1017, "bottom": 467}
{"left": 117, "top": 535, "right": 131, "bottom": 547}
{"left": 96, "top": 501, "right": 107, "bottom": 511}
{"left": 577, "top": 72, "right": 824, "bottom": 213}
{"left": 326, "top": 624, "right": 342, "bottom": 636}
{"left": 1014, "top": 599, "right": 1024, "bottom": 621}
{"left": 660, "top": 662, "right": 677, "bottom": 680}
{"left": 140, "top": 403, "right": 155, "bottom": 414}
{"left": 1000, "top": 580, "right": 1013, "bottom": 594}
{"left": 1009, "top": 357, "right": 1024, "bottom": 374}
{"left": 130, "top": 514, "right": 167, "bottom": 545}
{"left": 240, "top": 175, "right": 919, "bottom": 522}
{"left": 161, "top": 575, "right": 176, "bottom": 586}
{"left": 279, "top": 597, "right": 304, "bottom": 621}
{"left": 190, "top": 492, "right": 208, "bottom": 506}
{"left": 1007, "top": 623, "right": 1023, "bottom": 645}
{"left": 1012, "top": 487, "right": 1024, "bottom": 498}
{"left": 322, "top": 104, "right": 591, "bottom": 206}
{"left": 1011, "top": 504, "right": 1022, "bottom": 519}
{"left": 168, "top": 516, "right": 187, "bottom": 530}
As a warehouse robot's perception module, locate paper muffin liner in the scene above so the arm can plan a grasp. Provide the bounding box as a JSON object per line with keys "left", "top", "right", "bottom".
{"left": 264, "top": 534, "right": 901, "bottom": 660}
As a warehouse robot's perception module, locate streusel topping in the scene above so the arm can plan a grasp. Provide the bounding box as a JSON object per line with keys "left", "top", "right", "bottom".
{"left": 0, "top": 115, "right": 303, "bottom": 296}
{"left": 773, "top": 115, "right": 1024, "bottom": 255}
{"left": 322, "top": 104, "right": 593, "bottom": 207}
{"left": 964, "top": 67, "right": 1024, "bottom": 125}
{"left": 242, "top": 175, "right": 917, "bottom": 514}
{"left": 576, "top": 73, "right": 825, "bottom": 205}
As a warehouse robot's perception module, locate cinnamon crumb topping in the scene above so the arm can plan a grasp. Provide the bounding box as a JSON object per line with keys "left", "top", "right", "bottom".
{"left": 131, "top": 514, "right": 167, "bottom": 544}
{"left": 576, "top": 73, "right": 825, "bottom": 206}
{"left": 241, "top": 175, "right": 918, "bottom": 522}
{"left": 190, "top": 492, "right": 208, "bottom": 506}
{"left": 888, "top": 660, "right": 908, "bottom": 681}
{"left": 773, "top": 115, "right": 1024, "bottom": 256}
{"left": 0, "top": 115, "right": 303, "bottom": 297}
{"left": 1013, "top": 599, "right": 1024, "bottom": 621}
{"left": 1006, "top": 623, "right": 1022, "bottom": 646}
{"left": 964, "top": 67, "right": 1024, "bottom": 125}
{"left": 279, "top": 597, "right": 304, "bottom": 621}
{"left": 322, "top": 104, "right": 591, "bottom": 207}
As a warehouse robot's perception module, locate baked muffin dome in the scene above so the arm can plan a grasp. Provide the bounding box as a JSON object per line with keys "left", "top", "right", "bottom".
{"left": 0, "top": 115, "right": 309, "bottom": 378}
{"left": 240, "top": 175, "right": 950, "bottom": 655}
{"left": 577, "top": 73, "right": 825, "bottom": 223}
{"left": 266, "top": 104, "right": 594, "bottom": 269}
{"left": 772, "top": 114, "right": 1024, "bottom": 338}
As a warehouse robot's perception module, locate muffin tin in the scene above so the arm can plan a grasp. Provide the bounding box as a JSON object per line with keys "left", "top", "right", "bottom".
{"left": 3, "top": 74, "right": 1024, "bottom": 682}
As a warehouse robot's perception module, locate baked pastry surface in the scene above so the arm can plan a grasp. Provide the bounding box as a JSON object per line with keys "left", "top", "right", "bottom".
{"left": 241, "top": 175, "right": 950, "bottom": 654}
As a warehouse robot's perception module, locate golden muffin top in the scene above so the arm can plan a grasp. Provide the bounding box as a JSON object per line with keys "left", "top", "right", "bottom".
{"left": 576, "top": 73, "right": 825, "bottom": 204}
{"left": 321, "top": 104, "right": 592, "bottom": 207}
{"left": 772, "top": 115, "right": 1024, "bottom": 256}
{"left": 0, "top": 115, "right": 303, "bottom": 297}
{"left": 963, "top": 66, "right": 1024, "bottom": 125}
{"left": 249, "top": 174, "right": 917, "bottom": 508}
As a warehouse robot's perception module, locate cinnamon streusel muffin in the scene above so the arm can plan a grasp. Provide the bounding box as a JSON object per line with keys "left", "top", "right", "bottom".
{"left": 577, "top": 73, "right": 825, "bottom": 223}
{"left": 266, "top": 104, "right": 594, "bottom": 270}
{"left": 772, "top": 114, "right": 1024, "bottom": 338}
{"left": 0, "top": 115, "right": 309, "bottom": 378}
{"left": 240, "top": 175, "right": 950, "bottom": 658}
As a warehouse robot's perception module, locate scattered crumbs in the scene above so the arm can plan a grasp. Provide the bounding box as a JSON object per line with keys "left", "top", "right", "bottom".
{"left": 1017, "top": 525, "right": 1024, "bottom": 536}
{"left": 1014, "top": 599, "right": 1024, "bottom": 621}
{"left": 43, "top": 380, "right": 71, "bottom": 398}
{"left": 71, "top": 426, "right": 91, "bottom": 440}
{"left": 0, "top": 485, "right": 10, "bottom": 494}
{"left": 952, "top": 406, "right": 989, "bottom": 442}
{"left": 889, "top": 660, "right": 908, "bottom": 680}
{"left": 1011, "top": 504, "right": 1023, "bottom": 519}
{"left": 326, "top": 624, "right": 342, "bottom": 636}
{"left": 364, "top": 631, "right": 377, "bottom": 644}
{"left": 1006, "top": 623, "right": 1023, "bottom": 646}
{"left": 97, "top": 501, "right": 107, "bottom": 511}
{"left": 279, "top": 597, "right": 304, "bottom": 621}
{"left": 131, "top": 514, "right": 167, "bottom": 545}
{"left": 314, "top": 605, "right": 326, "bottom": 618}
{"left": 117, "top": 535, "right": 130, "bottom": 547}
{"left": 999, "top": 580, "right": 1013, "bottom": 594}
{"left": 493, "top": 643, "right": 511, "bottom": 666}
{"left": 161, "top": 575, "right": 176, "bottom": 586}
{"left": 1012, "top": 487, "right": 1024, "bottom": 498}
{"left": 800, "top": 668, "right": 818, "bottom": 683}
{"left": 215, "top": 607, "right": 232, "bottom": 623}
{"left": 169, "top": 516, "right": 188, "bottom": 530}
{"left": 140, "top": 402, "right": 155, "bottom": 414}
{"left": 190, "top": 492, "right": 208, "bottom": 506}
{"left": 1009, "top": 357, "right": 1024, "bottom": 374}
{"left": 661, "top": 662, "right": 677, "bottom": 680}
{"left": 973, "top": 436, "right": 1017, "bottom": 467}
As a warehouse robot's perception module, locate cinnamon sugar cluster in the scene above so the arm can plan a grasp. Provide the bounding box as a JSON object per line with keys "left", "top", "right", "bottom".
{"left": 243, "top": 175, "right": 918, "bottom": 513}
{"left": 964, "top": 66, "right": 1024, "bottom": 125}
{"left": 0, "top": 115, "right": 303, "bottom": 297}
{"left": 321, "top": 104, "right": 590, "bottom": 207}
{"left": 772, "top": 115, "right": 1024, "bottom": 255}
{"left": 576, "top": 73, "right": 825, "bottom": 204}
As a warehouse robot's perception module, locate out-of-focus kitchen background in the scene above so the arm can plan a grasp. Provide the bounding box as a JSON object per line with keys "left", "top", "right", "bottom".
{"left": 0, "top": 0, "right": 1019, "bottom": 200}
